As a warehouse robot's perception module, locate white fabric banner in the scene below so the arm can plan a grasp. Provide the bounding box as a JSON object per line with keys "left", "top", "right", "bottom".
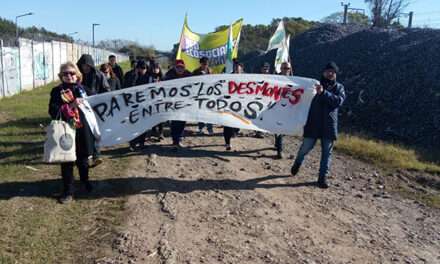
{"left": 85, "top": 74, "right": 318, "bottom": 147}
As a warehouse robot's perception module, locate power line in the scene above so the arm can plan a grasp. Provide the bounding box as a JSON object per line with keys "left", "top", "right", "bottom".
{"left": 416, "top": 11, "right": 440, "bottom": 15}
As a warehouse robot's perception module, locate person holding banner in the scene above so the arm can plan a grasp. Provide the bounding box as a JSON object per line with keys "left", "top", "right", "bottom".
{"left": 273, "top": 62, "right": 293, "bottom": 159}
{"left": 100, "top": 63, "right": 121, "bottom": 91}
{"left": 122, "top": 60, "right": 137, "bottom": 88}
{"left": 290, "top": 62, "right": 346, "bottom": 189}
{"left": 165, "top": 59, "right": 192, "bottom": 149}
{"left": 149, "top": 62, "right": 165, "bottom": 141}
{"left": 253, "top": 62, "right": 272, "bottom": 139}
{"left": 48, "top": 62, "right": 96, "bottom": 203}
{"left": 223, "top": 62, "right": 244, "bottom": 150}
{"left": 108, "top": 55, "right": 124, "bottom": 83}
{"left": 128, "top": 60, "right": 151, "bottom": 151}
{"left": 193, "top": 57, "right": 214, "bottom": 136}
{"left": 76, "top": 54, "right": 110, "bottom": 95}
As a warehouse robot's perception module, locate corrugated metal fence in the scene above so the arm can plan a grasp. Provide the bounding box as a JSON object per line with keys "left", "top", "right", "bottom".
{"left": 0, "top": 38, "right": 129, "bottom": 98}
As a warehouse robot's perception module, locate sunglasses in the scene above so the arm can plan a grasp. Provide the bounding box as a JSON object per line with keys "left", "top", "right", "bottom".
{"left": 281, "top": 67, "right": 291, "bottom": 70}
{"left": 62, "top": 71, "right": 76, "bottom": 76}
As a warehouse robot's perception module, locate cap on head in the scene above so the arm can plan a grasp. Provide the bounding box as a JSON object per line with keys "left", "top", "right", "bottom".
{"left": 136, "top": 60, "right": 147, "bottom": 69}
{"left": 324, "top": 61, "right": 340, "bottom": 74}
{"left": 175, "top": 59, "right": 185, "bottom": 67}
{"left": 199, "top": 56, "right": 209, "bottom": 64}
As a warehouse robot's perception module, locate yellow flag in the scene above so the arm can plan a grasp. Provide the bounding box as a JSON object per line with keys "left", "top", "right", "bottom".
{"left": 176, "top": 17, "right": 243, "bottom": 73}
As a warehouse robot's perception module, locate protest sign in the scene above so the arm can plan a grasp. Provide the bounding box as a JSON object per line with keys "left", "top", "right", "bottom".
{"left": 86, "top": 74, "right": 318, "bottom": 147}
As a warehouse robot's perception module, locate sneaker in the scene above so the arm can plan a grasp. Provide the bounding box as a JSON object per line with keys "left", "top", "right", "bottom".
{"left": 290, "top": 162, "right": 300, "bottom": 176}
{"left": 58, "top": 194, "right": 73, "bottom": 204}
{"left": 197, "top": 130, "right": 205, "bottom": 136}
{"left": 172, "top": 142, "right": 184, "bottom": 151}
{"left": 89, "top": 157, "right": 103, "bottom": 168}
{"left": 225, "top": 144, "right": 232, "bottom": 151}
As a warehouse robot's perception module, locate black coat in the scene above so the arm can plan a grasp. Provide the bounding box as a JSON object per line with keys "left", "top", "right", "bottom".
{"left": 112, "top": 64, "right": 124, "bottom": 83}
{"left": 133, "top": 73, "right": 150, "bottom": 86}
{"left": 164, "top": 68, "right": 192, "bottom": 80}
{"left": 303, "top": 81, "right": 346, "bottom": 140}
{"left": 48, "top": 83, "right": 95, "bottom": 158}
{"left": 192, "top": 67, "right": 212, "bottom": 76}
{"left": 123, "top": 70, "right": 136, "bottom": 88}
{"left": 77, "top": 54, "right": 110, "bottom": 95}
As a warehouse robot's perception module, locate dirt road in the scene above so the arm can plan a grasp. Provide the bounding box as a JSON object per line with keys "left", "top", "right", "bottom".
{"left": 96, "top": 126, "right": 440, "bottom": 264}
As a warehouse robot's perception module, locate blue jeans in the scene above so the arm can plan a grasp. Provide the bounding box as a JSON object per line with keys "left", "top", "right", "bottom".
{"left": 294, "top": 137, "right": 334, "bottom": 178}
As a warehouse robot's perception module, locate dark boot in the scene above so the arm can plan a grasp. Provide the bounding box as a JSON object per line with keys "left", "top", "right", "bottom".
{"left": 82, "top": 181, "right": 94, "bottom": 193}
{"left": 276, "top": 150, "right": 283, "bottom": 159}
{"left": 317, "top": 174, "right": 329, "bottom": 189}
{"left": 290, "top": 162, "right": 301, "bottom": 176}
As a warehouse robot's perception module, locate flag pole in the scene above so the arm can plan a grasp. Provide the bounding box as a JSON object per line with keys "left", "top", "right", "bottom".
{"left": 176, "top": 13, "right": 187, "bottom": 60}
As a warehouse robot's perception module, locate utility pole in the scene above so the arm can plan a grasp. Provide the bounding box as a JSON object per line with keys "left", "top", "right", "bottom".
{"left": 400, "top": 11, "right": 414, "bottom": 28}
{"left": 92, "top": 23, "right": 100, "bottom": 48}
{"left": 341, "top": 2, "right": 350, "bottom": 24}
{"left": 15, "top": 12, "right": 34, "bottom": 45}
{"left": 408, "top": 11, "right": 414, "bottom": 28}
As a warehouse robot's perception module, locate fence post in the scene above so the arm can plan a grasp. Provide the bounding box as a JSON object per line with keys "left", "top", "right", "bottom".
{"left": 51, "top": 41, "right": 55, "bottom": 82}
{"left": 18, "top": 38, "right": 22, "bottom": 92}
{"left": 42, "top": 40, "right": 47, "bottom": 86}
{"left": 0, "top": 39, "right": 5, "bottom": 98}
{"left": 59, "top": 42, "right": 62, "bottom": 65}
{"left": 31, "top": 39, "right": 35, "bottom": 90}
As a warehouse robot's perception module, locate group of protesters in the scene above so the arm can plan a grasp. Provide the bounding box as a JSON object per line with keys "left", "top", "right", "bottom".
{"left": 49, "top": 53, "right": 345, "bottom": 203}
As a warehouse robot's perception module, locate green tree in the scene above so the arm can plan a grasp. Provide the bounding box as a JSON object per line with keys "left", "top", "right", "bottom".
{"left": 364, "top": 0, "right": 409, "bottom": 27}
{"left": 322, "top": 12, "right": 370, "bottom": 25}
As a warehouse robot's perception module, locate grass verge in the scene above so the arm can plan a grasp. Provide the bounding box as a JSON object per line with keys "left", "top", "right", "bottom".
{"left": 336, "top": 133, "right": 440, "bottom": 208}
{"left": 336, "top": 134, "right": 440, "bottom": 174}
{"left": 0, "top": 61, "right": 132, "bottom": 263}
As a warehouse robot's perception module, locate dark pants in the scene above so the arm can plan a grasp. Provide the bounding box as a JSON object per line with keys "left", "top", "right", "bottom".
{"left": 171, "top": 121, "right": 186, "bottom": 144}
{"left": 152, "top": 123, "right": 164, "bottom": 137}
{"left": 275, "top": 134, "right": 283, "bottom": 153}
{"left": 198, "top": 122, "right": 213, "bottom": 133}
{"left": 223, "top": 126, "right": 239, "bottom": 145}
{"left": 60, "top": 157, "right": 89, "bottom": 195}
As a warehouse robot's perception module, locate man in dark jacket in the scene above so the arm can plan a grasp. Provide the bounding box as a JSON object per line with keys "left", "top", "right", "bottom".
{"left": 193, "top": 56, "right": 214, "bottom": 135}
{"left": 122, "top": 60, "right": 137, "bottom": 88}
{"left": 165, "top": 59, "right": 192, "bottom": 149}
{"left": 109, "top": 55, "right": 124, "bottom": 83}
{"left": 128, "top": 60, "right": 151, "bottom": 151}
{"left": 291, "top": 62, "right": 346, "bottom": 188}
{"left": 77, "top": 54, "right": 110, "bottom": 95}
{"left": 253, "top": 62, "right": 272, "bottom": 139}
{"left": 273, "top": 62, "right": 293, "bottom": 159}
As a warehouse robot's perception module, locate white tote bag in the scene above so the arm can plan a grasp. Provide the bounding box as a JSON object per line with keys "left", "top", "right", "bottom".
{"left": 43, "top": 120, "right": 76, "bottom": 163}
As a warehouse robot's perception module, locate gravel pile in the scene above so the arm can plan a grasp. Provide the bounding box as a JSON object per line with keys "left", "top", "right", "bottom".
{"left": 244, "top": 24, "right": 440, "bottom": 151}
